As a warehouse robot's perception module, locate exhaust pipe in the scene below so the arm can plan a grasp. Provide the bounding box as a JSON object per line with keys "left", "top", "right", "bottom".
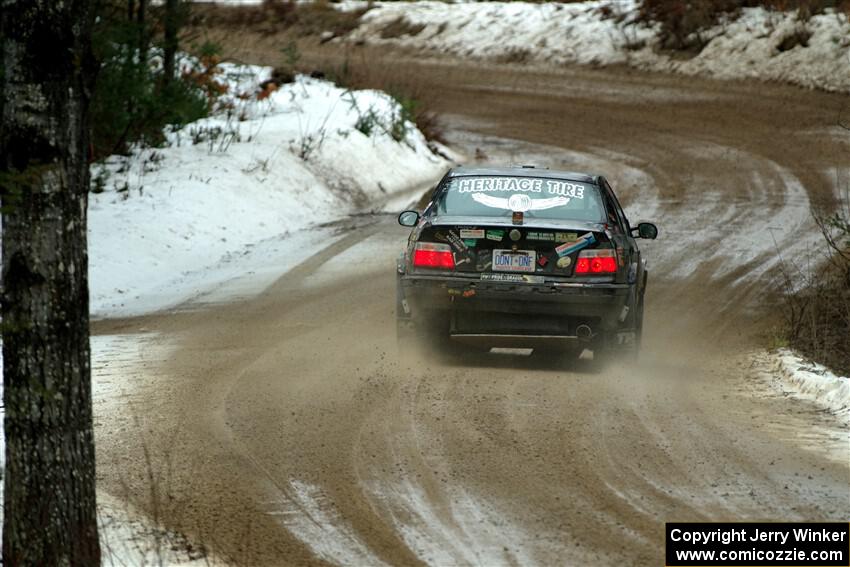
{"left": 575, "top": 324, "right": 593, "bottom": 341}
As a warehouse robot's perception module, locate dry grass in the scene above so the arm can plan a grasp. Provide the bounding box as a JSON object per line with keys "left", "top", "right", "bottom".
{"left": 495, "top": 47, "right": 533, "bottom": 64}
{"left": 637, "top": 0, "right": 850, "bottom": 52}
{"left": 316, "top": 48, "right": 448, "bottom": 145}
{"left": 780, "top": 187, "right": 850, "bottom": 375}
{"left": 379, "top": 17, "right": 426, "bottom": 39}
{"left": 776, "top": 25, "right": 813, "bottom": 51}
{"left": 190, "top": 0, "right": 371, "bottom": 38}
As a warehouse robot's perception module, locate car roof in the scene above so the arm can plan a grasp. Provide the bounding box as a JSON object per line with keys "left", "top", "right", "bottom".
{"left": 446, "top": 166, "right": 598, "bottom": 184}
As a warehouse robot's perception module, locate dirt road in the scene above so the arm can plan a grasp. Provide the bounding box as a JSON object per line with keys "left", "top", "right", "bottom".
{"left": 93, "top": 58, "right": 850, "bottom": 565}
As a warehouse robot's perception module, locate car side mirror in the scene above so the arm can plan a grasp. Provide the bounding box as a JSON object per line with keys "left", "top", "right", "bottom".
{"left": 633, "top": 222, "right": 658, "bottom": 240}
{"left": 398, "top": 210, "right": 420, "bottom": 227}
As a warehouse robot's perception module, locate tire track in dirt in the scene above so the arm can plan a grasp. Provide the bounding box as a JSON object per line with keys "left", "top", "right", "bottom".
{"left": 95, "top": 59, "right": 850, "bottom": 566}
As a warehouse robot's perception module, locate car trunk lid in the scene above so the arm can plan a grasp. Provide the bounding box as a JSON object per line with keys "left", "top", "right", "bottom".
{"left": 416, "top": 223, "right": 614, "bottom": 278}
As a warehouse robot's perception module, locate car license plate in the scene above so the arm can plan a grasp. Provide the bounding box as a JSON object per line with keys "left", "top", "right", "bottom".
{"left": 492, "top": 249, "right": 536, "bottom": 272}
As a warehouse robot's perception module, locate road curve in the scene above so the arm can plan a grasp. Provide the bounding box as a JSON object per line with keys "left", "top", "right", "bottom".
{"left": 93, "top": 61, "right": 850, "bottom": 566}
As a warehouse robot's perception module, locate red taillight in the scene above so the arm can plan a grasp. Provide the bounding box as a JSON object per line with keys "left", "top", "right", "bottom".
{"left": 413, "top": 242, "right": 455, "bottom": 269}
{"left": 574, "top": 249, "right": 617, "bottom": 274}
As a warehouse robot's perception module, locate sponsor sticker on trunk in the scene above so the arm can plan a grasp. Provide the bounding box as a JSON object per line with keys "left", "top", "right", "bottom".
{"left": 526, "top": 232, "right": 554, "bottom": 241}
{"left": 476, "top": 249, "right": 492, "bottom": 271}
{"left": 459, "top": 229, "right": 485, "bottom": 239}
{"left": 481, "top": 273, "right": 545, "bottom": 284}
{"left": 555, "top": 232, "right": 578, "bottom": 243}
{"left": 436, "top": 230, "right": 469, "bottom": 253}
{"left": 454, "top": 254, "right": 471, "bottom": 267}
{"left": 555, "top": 233, "right": 596, "bottom": 257}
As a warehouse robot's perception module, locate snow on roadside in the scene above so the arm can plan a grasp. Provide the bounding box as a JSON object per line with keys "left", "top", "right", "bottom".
{"left": 1, "top": 337, "right": 224, "bottom": 565}
{"left": 89, "top": 63, "right": 448, "bottom": 318}
{"left": 262, "top": 479, "right": 390, "bottom": 567}
{"left": 98, "top": 492, "right": 219, "bottom": 566}
{"left": 756, "top": 349, "right": 850, "bottom": 424}
{"left": 344, "top": 0, "right": 850, "bottom": 94}
{"left": 364, "top": 477, "right": 544, "bottom": 566}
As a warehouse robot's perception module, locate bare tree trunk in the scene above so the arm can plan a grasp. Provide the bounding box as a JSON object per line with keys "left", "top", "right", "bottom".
{"left": 1, "top": 0, "right": 101, "bottom": 565}
{"left": 138, "top": 0, "right": 148, "bottom": 66}
{"left": 162, "top": 0, "right": 180, "bottom": 88}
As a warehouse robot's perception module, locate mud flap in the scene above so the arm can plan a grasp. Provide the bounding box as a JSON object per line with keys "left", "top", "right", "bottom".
{"left": 396, "top": 274, "right": 412, "bottom": 320}
{"left": 615, "top": 331, "right": 637, "bottom": 346}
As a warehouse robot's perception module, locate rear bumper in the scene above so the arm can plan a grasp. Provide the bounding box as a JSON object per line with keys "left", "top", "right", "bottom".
{"left": 450, "top": 333, "right": 585, "bottom": 349}
{"left": 398, "top": 274, "right": 634, "bottom": 335}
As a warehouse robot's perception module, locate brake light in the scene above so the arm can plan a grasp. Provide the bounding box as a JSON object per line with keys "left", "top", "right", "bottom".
{"left": 574, "top": 249, "right": 617, "bottom": 274}
{"left": 413, "top": 242, "right": 455, "bottom": 269}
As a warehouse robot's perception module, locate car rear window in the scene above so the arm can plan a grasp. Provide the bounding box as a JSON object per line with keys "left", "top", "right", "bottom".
{"left": 435, "top": 175, "right": 605, "bottom": 222}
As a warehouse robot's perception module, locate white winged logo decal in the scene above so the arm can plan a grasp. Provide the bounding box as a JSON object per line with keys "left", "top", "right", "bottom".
{"left": 471, "top": 192, "right": 570, "bottom": 212}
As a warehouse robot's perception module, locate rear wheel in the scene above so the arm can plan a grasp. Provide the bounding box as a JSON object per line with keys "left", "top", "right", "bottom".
{"left": 591, "top": 290, "right": 644, "bottom": 366}
{"left": 621, "top": 291, "right": 644, "bottom": 361}
{"left": 634, "top": 292, "right": 645, "bottom": 351}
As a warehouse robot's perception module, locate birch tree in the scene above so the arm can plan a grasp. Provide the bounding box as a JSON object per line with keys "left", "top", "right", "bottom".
{"left": 1, "top": 0, "right": 101, "bottom": 564}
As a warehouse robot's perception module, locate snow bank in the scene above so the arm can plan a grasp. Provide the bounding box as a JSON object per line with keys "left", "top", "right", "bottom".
{"left": 89, "top": 63, "right": 448, "bottom": 318}
{"left": 349, "top": 0, "right": 648, "bottom": 66}
{"left": 758, "top": 349, "right": 850, "bottom": 423}
{"left": 345, "top": 0, "right": 850, "bottom": 94}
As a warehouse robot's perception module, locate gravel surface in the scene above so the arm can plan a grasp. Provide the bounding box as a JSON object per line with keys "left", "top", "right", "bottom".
{"left": 92, "top": 58, "right": 850, "bottom": 566}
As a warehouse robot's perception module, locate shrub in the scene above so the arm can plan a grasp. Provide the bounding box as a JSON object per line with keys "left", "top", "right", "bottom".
{"left": 776, "top": 26, "right": 813, "bottom": 51}
{"left": 90, "top": 50, "right": 210, "bottom": 157}
{"left": 637, "top": 0, "right": 850, "bottom": 52}
{"left": 354, "top": 108, "right": 381, "bottom": 137}
{"left": 637, "top": 0, "right": 746, "bottom": 52}
{"left": 321, "top": 54, "right": 447, "bottom": 146}
{"left": 90, "top": 1, "right": 214, "bottom": 158}
{"left": 411, "top": 109, "right": 447, "bottom": 147}
{"left": 388, "top": 93, "right": 417, "bottom": 142}
{"left": 379, "top": 17, "right": 427, "bottom": 39}
{"left": 780, "top": 192, "right": 850, "bottom": 375}
{"left": 496, "top": 47, "right": 533, "bottom": 64}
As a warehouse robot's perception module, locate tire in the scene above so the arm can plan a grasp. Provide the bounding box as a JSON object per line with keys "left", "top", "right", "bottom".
{"left": 593, "top": 291, "right": 644, "bottom": 367}
{"left": 634, "top": 291, "right": 645, "bottom": 352}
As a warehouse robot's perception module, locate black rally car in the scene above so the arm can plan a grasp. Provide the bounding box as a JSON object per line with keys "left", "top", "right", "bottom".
{"left": 396, "top": 166, "right": 658, "bottom": 360}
